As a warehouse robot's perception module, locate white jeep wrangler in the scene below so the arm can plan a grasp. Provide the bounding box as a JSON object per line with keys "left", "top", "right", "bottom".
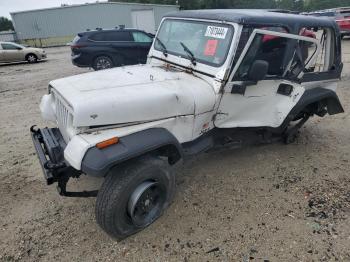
{"left": 31, "top": 10, "right": 344, "bottom": 240}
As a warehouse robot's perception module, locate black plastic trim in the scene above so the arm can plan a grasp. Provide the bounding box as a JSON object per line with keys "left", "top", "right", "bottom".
{"left": 81, "top": 128, "right": 183, "bottom": 177}
{"left": 269, "top": 87, "right": 344, "bottom": 134}
{"left": 291, "top": 87, "right": 344, "bottom": 116}
{"left": 300, "top": 64, "right": 343, "bottom": 83}
{"left": 31, "top": 126, "right": 98, "bottom": 197}
{"left": 166, "top": 10, "right": 339, "bottom": 30}
{"left": 30, "top": 127, "right": 68, "bottom": 185}
{"left": 277, "top": 83, "right": 294, "bottom": 96}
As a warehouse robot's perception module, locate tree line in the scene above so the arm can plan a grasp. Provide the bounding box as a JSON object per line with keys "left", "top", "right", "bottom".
{"left": 0, "top": 17, "right": 14, "bottom": 32}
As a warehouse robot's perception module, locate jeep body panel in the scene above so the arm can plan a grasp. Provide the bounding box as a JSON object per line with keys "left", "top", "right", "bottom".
{"left": 215, "top": 29, "right": 320, "bottom": 128}
{"left": 64, "top": 116, "right": 194, "bottom": 170}
{"left": 215, "top": 80, "right": 306, "bottom": 128}
{"left": 49, "top": 64, "right": 216, "bottom": 128}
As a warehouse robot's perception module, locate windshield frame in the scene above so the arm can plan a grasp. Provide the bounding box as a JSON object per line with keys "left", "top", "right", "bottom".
{"left": 13, "top": 43, "right": 26, "bottom": 49}
{"left": 153, "top": 18, "right": 235, "bottom": 68}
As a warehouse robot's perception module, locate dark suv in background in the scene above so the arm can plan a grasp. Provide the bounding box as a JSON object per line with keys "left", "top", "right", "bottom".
{"left": 71, "top": 28, "right": 154, "bottom": 70}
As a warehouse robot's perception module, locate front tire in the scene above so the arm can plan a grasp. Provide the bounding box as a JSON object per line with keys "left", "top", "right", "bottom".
{"left": 92, "top": 56, "right": 113, "bottom": 70}
{"left": 26, "top": 53, "right": 38, "bottom": 63}
{"left": 95, "top": 156, "right": 175, "bottom": 240}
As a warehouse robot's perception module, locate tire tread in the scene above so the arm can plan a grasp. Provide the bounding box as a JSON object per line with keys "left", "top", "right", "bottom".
{"left": 95, "top": 156, "right": 174, "bottom": 240}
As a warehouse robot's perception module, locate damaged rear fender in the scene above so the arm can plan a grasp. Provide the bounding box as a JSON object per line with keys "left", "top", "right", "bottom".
{"left": 284, "top": 87, "right": 344, "bottom": 125}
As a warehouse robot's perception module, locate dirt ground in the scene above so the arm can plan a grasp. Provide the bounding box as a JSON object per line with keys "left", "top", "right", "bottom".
{"left": 0, "top": 41, "right": 350, "bottom": 262}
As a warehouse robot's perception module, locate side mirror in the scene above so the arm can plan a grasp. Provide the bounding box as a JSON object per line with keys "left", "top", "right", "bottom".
{"left": 248, "top": 60, "right": 269, "bottom": 82}
{"left": 16, "top": 47, "right": 22, "bottom": 50}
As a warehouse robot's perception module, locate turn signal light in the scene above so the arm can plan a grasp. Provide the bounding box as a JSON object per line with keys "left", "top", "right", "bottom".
{"left": 96, "top": 137, "right": 119, "bottom": 149}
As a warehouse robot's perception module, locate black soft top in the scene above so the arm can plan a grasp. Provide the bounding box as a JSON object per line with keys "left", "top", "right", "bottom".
{"left": 165, "top": 9, "right": 339, "bottom": 33}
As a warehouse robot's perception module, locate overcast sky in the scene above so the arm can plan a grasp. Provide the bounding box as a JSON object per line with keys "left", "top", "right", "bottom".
{"left": 0, "top": 0, "right": 100, "bottom": 18}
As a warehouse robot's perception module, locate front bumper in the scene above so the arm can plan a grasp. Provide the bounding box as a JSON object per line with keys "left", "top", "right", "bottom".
{"left": 71, "top": 53, "right": 89, "bottom": 68}
{"left": 31, "top": 126, "right": 69, "bottom": 184}
{"left": 30, "top": 126, "right": 96, "bottom": 197}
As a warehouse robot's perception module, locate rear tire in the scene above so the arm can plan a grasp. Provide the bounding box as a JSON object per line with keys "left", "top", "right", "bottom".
{"left": 92, "top": 56, "right": 113, "bottom": 70}
{"left": 26, "top": 53, "right": 38, "bottom": 63}
{"left": 95, "top": 156, "right": 175, "bottom": 240}
{"left": 284, "top": 131, "right": 299, "bottom": 144}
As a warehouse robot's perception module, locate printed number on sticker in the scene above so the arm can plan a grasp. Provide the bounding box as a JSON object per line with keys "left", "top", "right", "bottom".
{"left": 205, "top": 26, "right": 228, "bottom": 39}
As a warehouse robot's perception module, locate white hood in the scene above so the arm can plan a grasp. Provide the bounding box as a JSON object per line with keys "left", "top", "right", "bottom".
{"left": 49, "top": 64, "right": 216, "bottom": 127}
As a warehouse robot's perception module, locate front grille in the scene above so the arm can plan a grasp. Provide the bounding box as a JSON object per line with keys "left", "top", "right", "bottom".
{"left": 56, "top": 98, "right": 69, "bottom": 130}
{"left": 52, "top": 91, "right": 72, "bottom": 142}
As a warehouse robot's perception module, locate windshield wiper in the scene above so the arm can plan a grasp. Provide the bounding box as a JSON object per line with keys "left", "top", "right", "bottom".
{"left": 155, "top": 37, "right": 168, "bottom": 57}
{"left": 180, "top": 42, "right": 196, "bottom": 66}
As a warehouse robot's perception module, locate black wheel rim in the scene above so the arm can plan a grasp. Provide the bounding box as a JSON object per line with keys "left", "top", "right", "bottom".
{"left": 127, "top": 181, "right": 166, "bottom": 227}
{"left": 96, "top": 58, "right": 112, "bottom": 70}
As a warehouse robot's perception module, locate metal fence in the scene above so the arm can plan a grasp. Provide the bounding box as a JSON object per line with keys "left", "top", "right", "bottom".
{"left": 0, "top": 31, "right": 17, "bottom": 42}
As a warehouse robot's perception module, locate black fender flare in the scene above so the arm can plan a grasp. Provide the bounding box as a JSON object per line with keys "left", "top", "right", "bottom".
{"left": 81, "top": 128, "right": 183, "bottom": 177}
{"left": 290, "top": 87, "right": 344, "bottom": 117}
{"left": 271, "top": 87, "right": 344, "bottom": 133}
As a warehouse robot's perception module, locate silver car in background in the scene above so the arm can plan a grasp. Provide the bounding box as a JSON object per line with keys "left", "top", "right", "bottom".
{"left": 0, "top": 42, "right": 46, "bottom": 64}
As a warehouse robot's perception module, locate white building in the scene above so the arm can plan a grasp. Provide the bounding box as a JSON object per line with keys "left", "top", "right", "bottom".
{"left": 10, "top": 1, "right": 179, "bottom": 47}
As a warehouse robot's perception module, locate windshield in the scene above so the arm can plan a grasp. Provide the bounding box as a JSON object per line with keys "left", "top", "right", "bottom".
{"left": 154, "top": 19, "right": 234, "bottom": 67}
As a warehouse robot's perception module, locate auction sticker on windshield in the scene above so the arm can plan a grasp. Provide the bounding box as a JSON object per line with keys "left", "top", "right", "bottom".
{"left": 205, "top": 26, "right": 228, "bottom": 39}
{"left": 204, "top": 39, "right": 218, "bottom": 56}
